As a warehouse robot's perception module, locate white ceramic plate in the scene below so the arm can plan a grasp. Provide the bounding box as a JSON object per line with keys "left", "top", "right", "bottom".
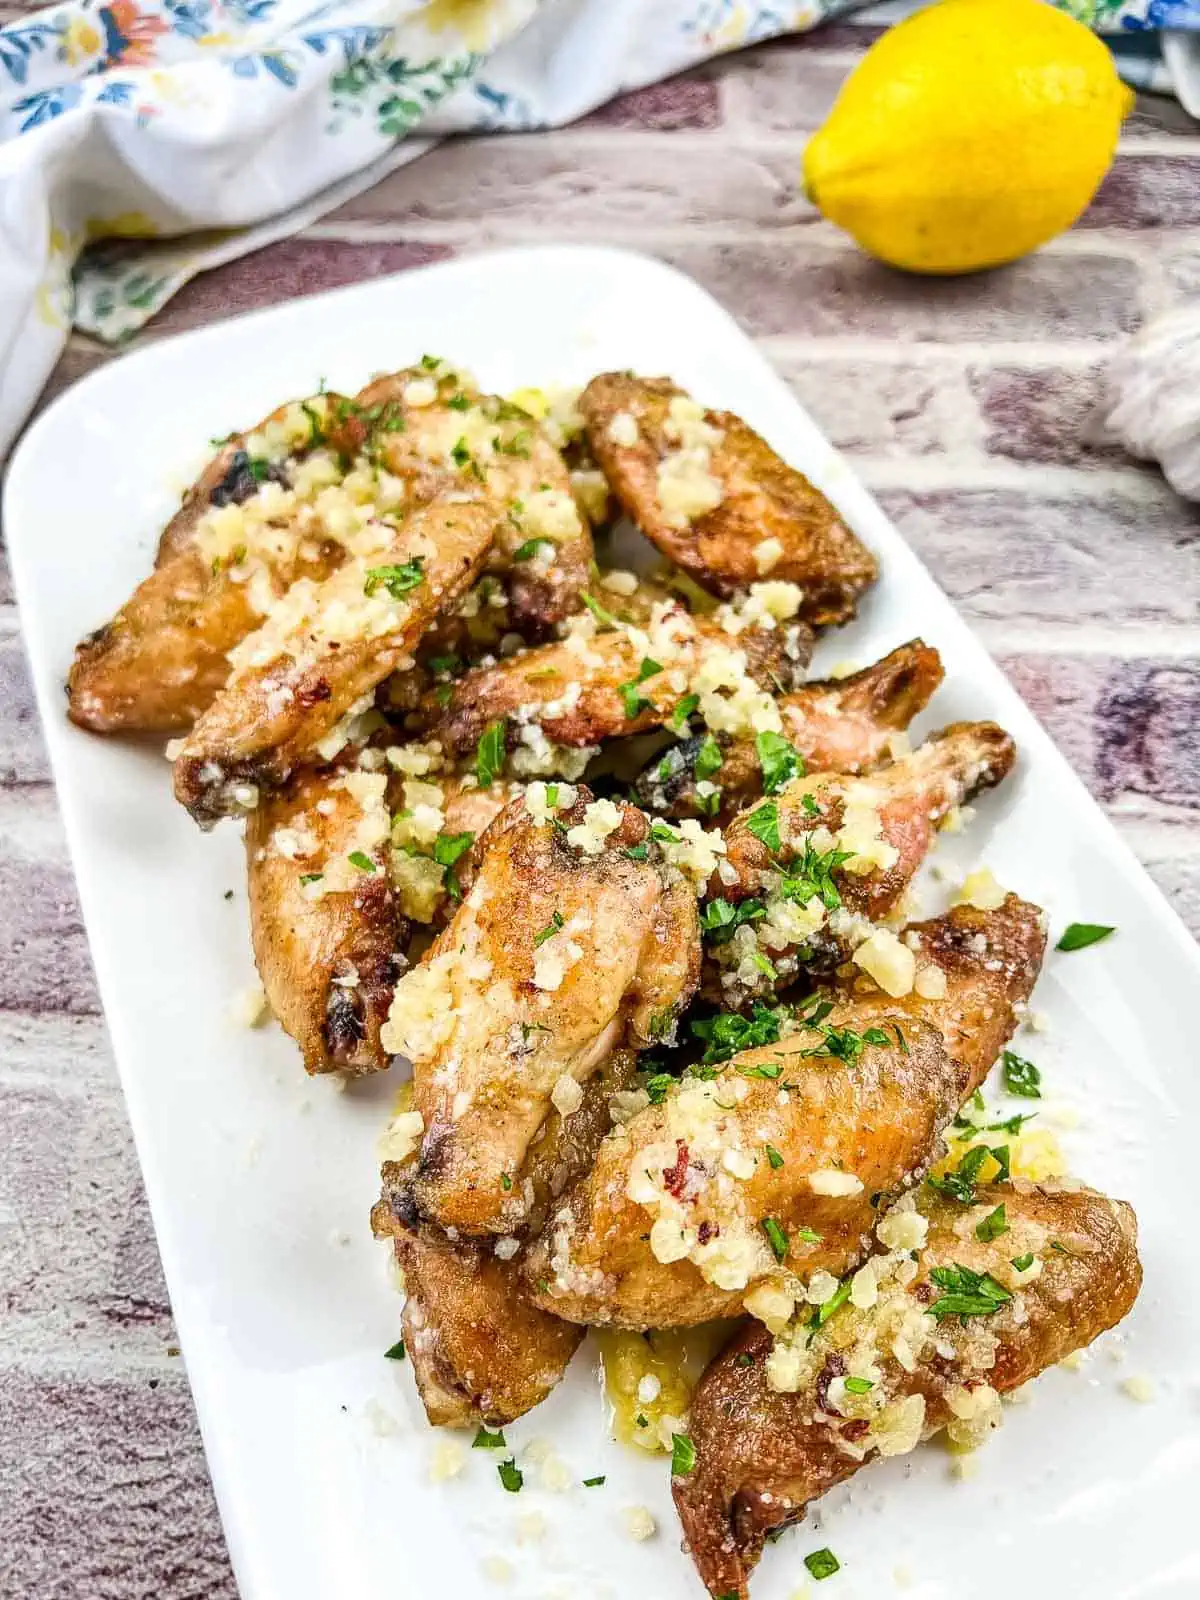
{"left": 7, "top": 246, "right": 1199, "bottom": 1600}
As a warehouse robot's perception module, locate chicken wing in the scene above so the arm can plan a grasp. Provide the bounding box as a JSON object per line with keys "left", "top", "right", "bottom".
{"left": 709, "top": 720, "right": 1015, "bottom": 1005}
{"left": 409, "top": 601, "right": 808, "bottom": 758}
{"left": 524, "top": 896, "right": 1043, "bottom": 1330}
{"left": 354, "top": 365, "right": 592, "bottom": 634}
{"left": 246, "top": 755, "right": 404, "bottom": 1076}
{"left": 639, "top": 640, "right": 943, "bottom": 821}
{"left": 67, "top": 392, "right": 367, "bottom": 734}
{"left": 381, "top": 788, "right": 701, "bottom": 1237}
{"left": 580, "top": 374, "right": 877, "bottom": 621}
{"left": 371, "top": 1054, "right": 639, "bottom": 1426}
{"left": 674, "top": 1182, "right": 1142, "bottom": 1599}
{"left": 173, "top": 492, "right": 501, "bottom": 825}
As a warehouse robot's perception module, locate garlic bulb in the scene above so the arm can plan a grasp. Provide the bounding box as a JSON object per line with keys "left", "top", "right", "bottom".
{"left": 1105, "top": 303, "right": 1200, "bottom": 502}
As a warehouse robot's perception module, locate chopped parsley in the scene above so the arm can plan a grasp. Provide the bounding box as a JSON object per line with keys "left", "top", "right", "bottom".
{"left": 582, "top": 1475, "right": 606, "bottom": 1488}
{"left": 809, "top": 1275, "right": 852, "bottom": 1329}
{"left": 623, "top": 842, "right": 649, "bottom": 861}
{"left": 795, "top": 1225, "right": 823, "bottom": 1244}
{"left": 756, "top": 730, "right": 804, "bottom": 795}
{"left": 975, "top": 1203, "right": 1009, "bottom": 1243}
{"left": 670, "top": 692, "right": 700, "bottom": 731}
{"left": 691, "top": 1002, "right": 789, "bottom": 1065}
{"left": 804, "top": 1549, "right": 840, "bottom": 1582}
{"left": 1056, "top": 922, "right": 1115, "bottom": 952}
{"left": 745, "top": 799, "right": 781, "bottom": 853}
{"left": 760, "top": 1217, "right": 789, "bottom": 1262}
{"left": 363, "top": 558, "right": 424, "bottom": 599}
{"left": 670, "top": 1432, "right": 697, "bottom": 1476}
{"left": 473, "top": 1427, "right": 506, "bottom": 1449}
{"left": 383, "top": 1338, "right": 406, "bottom": 1361}
{"left": 843, "top": 1376, "right": 874, "bottom": 1395}
{"left": 694, "top": 733, "right": 724, "bottom": 783}
{"left": 926, "top": 1143, "right": 992, "bottom": 1204}
{"left": 299, "top": 872, "right": 323, "bottom": 886}
{"left": 497, "top": 1458, "right": 524, "bottom": 1492}
{"left": 500, "top": 1173, "right": 513, "bottom": 1192}
{"left": 434, "top": 831, "right": 474, "bottom": 870}
{"left": 347, "top": 851, "right": 376, "bottom": 872}
{"left": 534, "top": 910, "right": 565, "bottom": 947}
{"left": 1002, "top": 1049, "right": 1042, "bottom": 1097}
{"left": 450, "top": 436, "right": 472, "bottom": 468}
{"left": 475, "top": 719, "right": 507, "bottom": 788}
{"left": 579, "top": 591, "right": 619, "bottom": 627}
{"left": 776, "top": 840, "right": 852, "bottom": 912}
{"left": 765, "top": 1144, "right": 785, "bottom": 1170}
{"left": 699, "top": 896, "right": 765, "bottom": 945}
{"left": 645, "top": 1073, "right": 676, "bottom": 1105}
{"left": 427, "top": 653, "right": 464, "bottom": 679}
{"left": 511, "top": 538, "right": 552, "bottom": 562}
{"left": 619, "top": 682, "right": 652, "bottom": 719}
{"left": 1011, "top": 1252, "right": 1035, "bottom": 1272}
{"left": 928, "top": 1262, "right": 1013, "bottom": 1321}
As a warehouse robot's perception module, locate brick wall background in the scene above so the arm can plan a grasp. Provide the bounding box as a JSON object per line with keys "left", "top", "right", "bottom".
{"left": 1, "top": 27, "right": 1197, "bottom": 1597}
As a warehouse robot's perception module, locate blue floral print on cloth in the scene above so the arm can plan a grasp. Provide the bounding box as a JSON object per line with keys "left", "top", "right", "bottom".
{"left": 0, "top": 0, "right": 1197, "bottom": 450}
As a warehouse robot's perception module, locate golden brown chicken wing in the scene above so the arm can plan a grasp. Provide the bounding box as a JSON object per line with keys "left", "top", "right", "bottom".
{"left": 674, "top": 1182, "right": 1142, "bottom": 1598}
{"left": 524, "top": 895, "right": 1043, "bottom": 1330}
{"left": 409, "top": 601, "right": 808, "bottom": 758}
{"left": 371, "top": 1054, "right": 639, "bottom": 1426}
{"left": 580, "top": 373, "right": 877, "bottom": 621}
{"left": 708, "top": 720, "right": 1015, "bottom": 1005}
{"left": 173, "top": 492, "right": 501, "bottom": 824}
{"left": 246, "top": 755, "right": 404, "bottom": 1076}
{"left": 354, "top": 364, "right": 592, "bottom": 634}
{"left": 639, "top": 640, "right": 944, "bottom": 820}
{"left": 67, "top": 392, "right": 364, "bottom": 734}
{"left": 382, "top": 788, "right": 701, "bottom": 1237}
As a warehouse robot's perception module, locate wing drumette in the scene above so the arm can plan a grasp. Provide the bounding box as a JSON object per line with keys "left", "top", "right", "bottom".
{"left": 639, "top": 640, "right": 943, "bottom": 821}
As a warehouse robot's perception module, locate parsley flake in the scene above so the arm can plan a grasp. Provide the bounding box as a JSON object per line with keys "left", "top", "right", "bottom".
{"left": 475, "top": 719, "right": 507, "bottom": 788}
{"left": 383, "top": 1339, "right": 406, "bottom": 1361}
{"left": 1002, "top": 1050, "right": 1042, "bottom": 1098}
{"left": 670, "top": 1432, "right": 697, "bottom": 1476}
{"left": 975, "top": 1203, "right": 1009, "bottom": 1243}
{"left": 497, "top": 1458, "right": 524, "bottom": 1492}
{"left": 473, "top": 1427, "right": 506, "bottom": 1449}
{"left": 1056, "top": 922, "right": 1115, "bottom": 952}
{"left": 928, "top": 1262, "right": 1013, "bottom": 1321}
{"left": 745, "top": 800, "right": 781, "bottom": 854}
{"left": 756, "top": 730, "right": 805, "bottom": 794}
{"left": 760, "top": 1217, "right": 789, "bottom": 1262}
{"left": 804, "top": 1549, "right": 840, "bottom": 1582}
{"left": 534, "top": 910, "right": 565, "bottom": 947}
{"left": 363, "top": 559, "right": 424, "bottom": 599}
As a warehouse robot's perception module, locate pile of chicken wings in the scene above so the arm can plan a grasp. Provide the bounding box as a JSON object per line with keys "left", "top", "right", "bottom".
{"left": 70, "top": 360, "right": 1141, "bottom": 1597}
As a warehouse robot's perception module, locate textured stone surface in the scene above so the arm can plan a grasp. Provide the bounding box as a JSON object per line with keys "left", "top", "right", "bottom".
{"left": 3, "top": 32, "right": 1199, "bottom": 1599}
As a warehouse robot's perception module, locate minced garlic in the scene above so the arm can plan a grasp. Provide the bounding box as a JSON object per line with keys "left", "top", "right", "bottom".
{"left": 852, "top": 927, "right": 916, "bottom": 998}
{"left": 956, "top": 867, "right": 1008, "bottom": 911}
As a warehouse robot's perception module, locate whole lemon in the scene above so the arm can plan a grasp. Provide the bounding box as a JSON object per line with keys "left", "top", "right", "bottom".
{"left": 803, "top": 0, "right": 1134, "bottom": 274}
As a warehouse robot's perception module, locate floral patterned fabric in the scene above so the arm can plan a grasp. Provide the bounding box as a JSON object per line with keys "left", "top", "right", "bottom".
{"left": 1, "top": 0, "right": 1197, "bottom": 451}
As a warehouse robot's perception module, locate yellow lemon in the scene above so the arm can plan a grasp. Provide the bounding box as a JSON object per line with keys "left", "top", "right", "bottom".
{"left": 803, "top": 0, "right": 1134, "bottom": 274}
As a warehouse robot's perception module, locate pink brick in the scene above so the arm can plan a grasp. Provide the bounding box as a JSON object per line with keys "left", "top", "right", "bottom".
{"left": 0, "top": 633, "right": 48, "bottom": 785}
{"left": 0, "top": 1372, "right": 235, "bottom": 1600}
{"left": 658, "top": 237, "right": 1141, "bottom": 342}
{"left": 999, "top": 653, "right": 1200, "bottom": 813}
{"left": 0, "top": 792, "right": 100, "bottom": 1014}
{"left": 876, "top": 483, "right": 1200, "bottom": 630}
{"left": 581, "top": 72, "right": 721, "bottom": 130}
{"left": 1082, "top": 153, "right": 1200, "bottom": 229}
{"left": 772, "top": 350, "right": 976, "bottom": 458}
{"left": 1140, "top": 848, "right": 1200, "bottom": 940}
{"left": 335, "top": 137, "right": 807, "bottom": 229}
{"left": 720, "top": 43, "right": 853, "bottom": 132}
{"left": 967, "top": 360, "right": 1124, "bottom": 466}
{"left": 151, "top": 239, "right": 455, "bottom": 335}
{"left": 0, "top": 1076, "right": 172, "bottom": 1335}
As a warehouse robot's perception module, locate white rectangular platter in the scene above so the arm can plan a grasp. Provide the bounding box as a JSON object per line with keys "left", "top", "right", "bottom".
{"left": 7, "top": 245, "right": 1200, "bottom": 1600}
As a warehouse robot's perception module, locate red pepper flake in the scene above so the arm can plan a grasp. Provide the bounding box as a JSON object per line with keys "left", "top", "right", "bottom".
{"left": 841, "top": 1418, "right": 870, "bottom": 1442}
{"left": 697, "top": 1219, "right": 717, "bottom": 1245}
{"left": 815, "top": 1352, "right": 846, "bottom": 1414}
{"left": 662, "top": 1140, "right": 690, "bottom": 1199}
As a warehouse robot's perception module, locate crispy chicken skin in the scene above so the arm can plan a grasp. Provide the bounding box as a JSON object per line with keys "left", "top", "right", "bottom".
{"left": 410, "top": 606, "right": 808, "bottom": 756}
{"left": 385, "top": 790, "right": 701, "bottom": 1237}
{"left": 675, "top": 1183, "right": 1142, "bottom": 1599}
{"left": 640, "top": 640, "right": 944, "bottom": 820}
{"left": 68, "top": 393, "right": 364, "bottom": 734}
{"left": 245, "top": 759, "right": 405, "bottom": 1076}
{"left": 524, "top": 896, "right": 1043, "bottom": 1329}
{"left": 355, "top": 367, "right": 592, "bottom": 634}
{"left": 371, "top": 1054, "right": 638, "bottom": 1426}
{"left": 580, "top": 374, "right": 878, "bottom": 621}
{"left": 173, "top": 493, "right": 501, "bottom": 825}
